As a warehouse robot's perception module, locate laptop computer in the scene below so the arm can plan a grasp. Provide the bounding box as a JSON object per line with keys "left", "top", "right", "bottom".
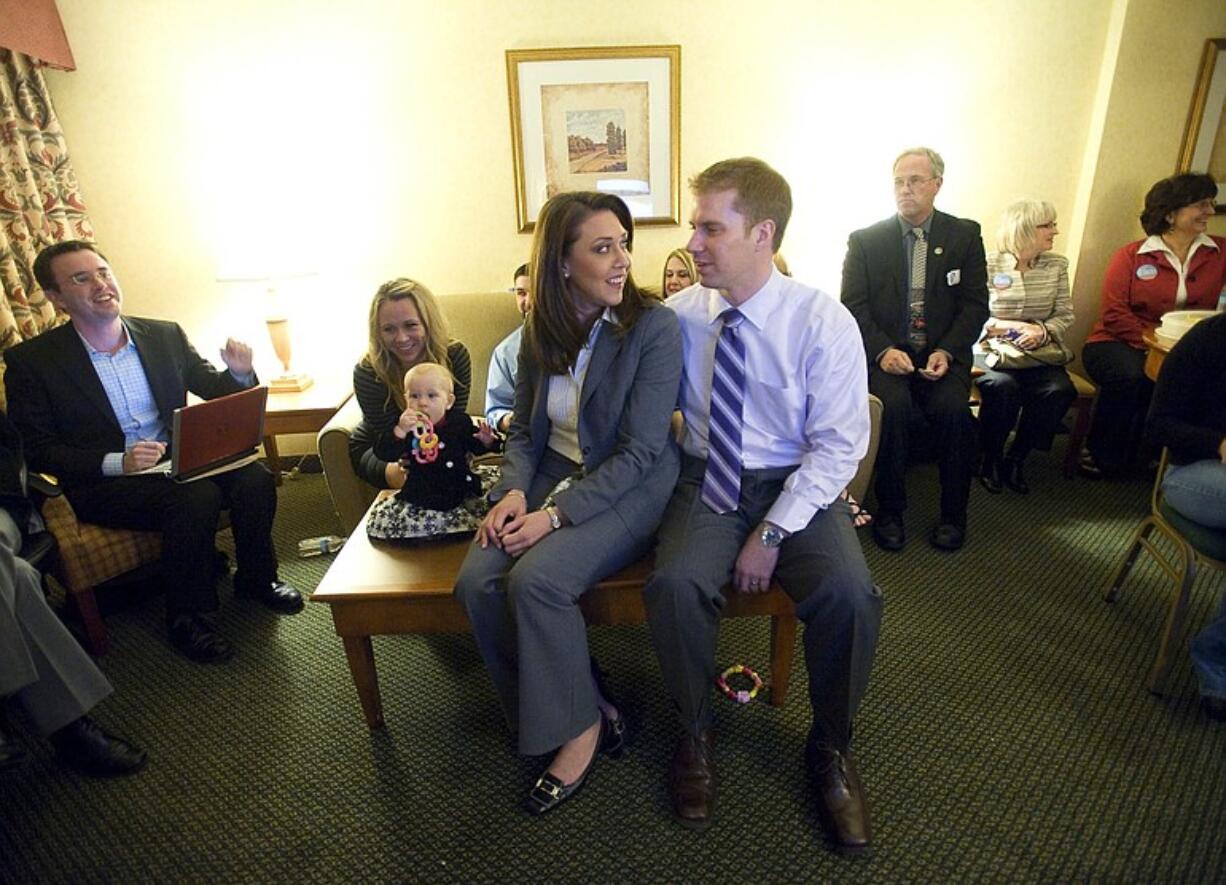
{"left": 137, "top": 386, "right": 269, "bottom": 482}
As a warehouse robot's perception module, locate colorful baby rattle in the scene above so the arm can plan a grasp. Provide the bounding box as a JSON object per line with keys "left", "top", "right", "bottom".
{"left": 716, "top": 663, "right": 764, "bottom": 704}
{"left": 407, "top": 416, "right": 441, "bottom": 465}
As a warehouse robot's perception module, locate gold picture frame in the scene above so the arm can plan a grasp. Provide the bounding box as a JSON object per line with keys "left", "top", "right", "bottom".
{"left": 506, "top": 45, "right": 680, "bottom": 232}
{"left": 1177, "top": 37, "right": 1226, "bottom": 209}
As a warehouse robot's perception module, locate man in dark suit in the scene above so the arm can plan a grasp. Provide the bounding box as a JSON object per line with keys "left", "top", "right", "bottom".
{"left": 4, "top": 241, "right": 302, "bottom": 663}
{"left": 841, "top": 147, "right": 988, "bottom": 551}
{"left": 1, "top": 411, "right": 146, "bottom": 775}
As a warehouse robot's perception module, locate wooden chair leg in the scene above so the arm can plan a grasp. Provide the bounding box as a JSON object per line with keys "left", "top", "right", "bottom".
{"left": 1147, "top": 545, "right": 1198, "bottom": 696}
{"left": 767, "top": 613, "right": 797, "bottom": 707}
{"left": 1065, "top": 395, "right": 1094, "bottom": 478}
{"left": 72, "top": 588, "right": 110, "bottom": 656}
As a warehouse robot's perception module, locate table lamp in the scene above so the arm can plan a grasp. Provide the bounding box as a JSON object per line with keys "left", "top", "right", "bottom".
{"left": 264, "top": 300, "right": 313, "bottom": 392}
{"left": 215, "top": 265, "right": 314, "bottom": 392}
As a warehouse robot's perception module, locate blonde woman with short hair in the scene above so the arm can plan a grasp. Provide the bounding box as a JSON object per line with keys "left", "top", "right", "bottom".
{"left": 976, "top": 200, "right": 1075, "bottom": 494}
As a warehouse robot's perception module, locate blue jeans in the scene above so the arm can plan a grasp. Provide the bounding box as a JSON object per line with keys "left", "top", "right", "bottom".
{"left": 1163, "top": 459, "right": 1226, "bottom": 529}
{"left": 1164, "top": 459, "right": 1226, "bottom": 698}
{"left": 1192, "top": 594, "right": 1226, "bottom": 700}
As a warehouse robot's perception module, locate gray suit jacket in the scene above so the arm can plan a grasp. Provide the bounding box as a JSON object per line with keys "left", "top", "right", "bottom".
{"left": 496, "top": 302, "right": 682, "bottom": 539}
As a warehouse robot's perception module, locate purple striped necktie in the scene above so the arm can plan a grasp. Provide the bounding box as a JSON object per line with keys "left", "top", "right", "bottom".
{"left": 701, "top": 309, "right": 746, "bottom": 514}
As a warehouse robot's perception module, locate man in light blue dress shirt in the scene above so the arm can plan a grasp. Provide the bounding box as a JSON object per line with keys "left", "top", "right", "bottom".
{"left": 644, "top": 158, "right": 882, "bottom": 855}
{"left": 5, "top": 241, "right": 303, "bottom": 665}
{"left": 484, "top": 263, "right": 530, "bottom": 433}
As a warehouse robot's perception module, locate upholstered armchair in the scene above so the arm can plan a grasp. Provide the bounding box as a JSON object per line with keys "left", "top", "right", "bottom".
{"left": 38, "top": 491, "right": 162, "bottom": 655}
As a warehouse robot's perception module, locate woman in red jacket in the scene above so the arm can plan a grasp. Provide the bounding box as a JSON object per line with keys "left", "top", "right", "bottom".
{"left": 1080, "top": 173, "right": 1226, "bottom": 477}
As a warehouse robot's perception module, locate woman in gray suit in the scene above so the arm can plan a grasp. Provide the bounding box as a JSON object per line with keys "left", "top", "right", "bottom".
{"left": 455, "top": 192, "right": 682, "bottom": 815}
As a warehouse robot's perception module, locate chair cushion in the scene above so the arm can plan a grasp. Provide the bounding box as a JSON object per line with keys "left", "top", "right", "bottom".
{"left": 1160, "top": 502, "right": 1226, "bottom": 563}
{"left": 40, "top": 494, "right": 162, "bottom": 591}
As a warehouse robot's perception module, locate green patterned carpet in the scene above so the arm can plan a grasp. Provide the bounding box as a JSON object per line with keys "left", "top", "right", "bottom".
{"left": 2, "top": 446, "right": 1224, "bottom": 883}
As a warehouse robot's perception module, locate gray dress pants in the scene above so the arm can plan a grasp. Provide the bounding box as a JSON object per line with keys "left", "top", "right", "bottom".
{"left": 455, "top": 449, "right": 652, "bottom": 756}
{"left": 0, "top": 510, "right": 111, "bottom": 735}
{"left": 644, "top": 457, "right": 883, "bottom": 751}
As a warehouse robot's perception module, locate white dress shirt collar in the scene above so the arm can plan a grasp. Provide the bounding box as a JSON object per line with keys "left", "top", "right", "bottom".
{"left": 705, "top": 267, "right": 783, "bottom": 331}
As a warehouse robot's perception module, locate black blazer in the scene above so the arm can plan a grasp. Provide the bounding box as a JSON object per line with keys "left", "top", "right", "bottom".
{"left": 840, "top": 209, "right": 989, "bottom": 384}
{"left": 498, "top": 302, "right": 682, "bottom": 540}
{"left": 3, "top": 318, "right": 248, "bottom": 490}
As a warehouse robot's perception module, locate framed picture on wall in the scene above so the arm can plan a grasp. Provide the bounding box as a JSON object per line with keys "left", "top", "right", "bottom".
{"left": 1178, "top": 37, "right": 1226, "bottom": 209}
{"left": 506, "top": 45, "right": 680, "bottom": 232}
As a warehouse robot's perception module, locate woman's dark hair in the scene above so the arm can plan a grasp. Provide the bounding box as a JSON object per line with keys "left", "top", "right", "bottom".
{"left": 525, "top": 191, "right": 650, "bottom": 375}
{"left": 1140, "top": 172, "right": 1217, "bottom": 236}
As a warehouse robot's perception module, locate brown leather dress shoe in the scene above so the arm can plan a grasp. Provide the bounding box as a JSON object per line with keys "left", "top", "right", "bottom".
{"left": 669, "top": 731, "right": 716, "bottom": 831}
{"left": 807, "top": 741, "right": 871, "bottom": 856}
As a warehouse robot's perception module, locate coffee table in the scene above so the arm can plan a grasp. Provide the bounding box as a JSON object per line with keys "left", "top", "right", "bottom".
{"left": 264, "top": 376, "right": 352, "bottom": 484}
{"left": 312, "top": 494, "right": 798, "bottom": 728}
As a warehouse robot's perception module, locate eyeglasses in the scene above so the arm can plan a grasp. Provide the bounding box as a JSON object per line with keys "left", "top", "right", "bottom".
{"left": 65, "top": 268, "right": 114, "bottom": 287}
{"left": 893, "top": 176, "right": 937, "bottom": 191}
{"left": 1035, "top": 222, "right": 1058, "bottom": 229}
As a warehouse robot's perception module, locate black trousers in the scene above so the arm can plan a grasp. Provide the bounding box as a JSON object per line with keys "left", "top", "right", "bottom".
{"left": 977, "top": 364, "right": 1077, "bottom": 461}
{"left": 1082, "top": 340, "right": 1151, "bottom": 473}
{"left": 869, "top": 367, "right": 975, "bottom": 523}
{"left": 66, "top": 462, "right": 279, "bottom": 617}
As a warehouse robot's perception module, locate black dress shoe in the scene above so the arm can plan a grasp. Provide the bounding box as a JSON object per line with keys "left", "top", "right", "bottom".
{"left": 237, "top": 580, "right": 304, "bottom": 615}
{"left": 929, "top": 522, "right": 966, "bottom": 551}
{"left": 1001, "top": 457, "right": 1029, "bottom": 493}
{"left": 669, "top": 731, "right": 717, "bottom": 831}
{"left": 523, "top": 718, "right": 604, "bottom": 816}
{"left": 0, "top": 713, "right": 28, "bottom": 771}
{"left": 978, "top": 458, "right": 1003, "bottom": 494}
{"left": 168, "top": 614, "right": 233, "bottom": 663}
{"left": 806, "top": 741, "right": 871, "bottom": 856}
{"left": 1202, "top": 696, "right": 1226, "bottom": 722}
{"left": 50, "top": 716, "right": 147, "bottom": 777}
{"left": 871, "top": 514, "right": 906, "bottom": 552}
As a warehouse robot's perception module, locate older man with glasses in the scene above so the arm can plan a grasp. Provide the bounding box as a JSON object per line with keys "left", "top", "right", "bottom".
{"left": 841, "top": 147, "right": 989, "bottom": 552}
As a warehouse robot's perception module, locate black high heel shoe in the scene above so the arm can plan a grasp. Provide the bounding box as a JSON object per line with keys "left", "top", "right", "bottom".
{"left": 523, "top": 718, "right": 604, "bottom": 816}
{"left": 1001, "top": 457, "right": 1029, "bottom": 494}
{"left": 590, "top": 658, "right": 631, "bottom": 758}
{"left": 978, "top": 455, "right": 1003, "bottom": 494}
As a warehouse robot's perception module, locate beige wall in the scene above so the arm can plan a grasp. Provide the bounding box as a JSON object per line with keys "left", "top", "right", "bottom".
{"left": 1068, "top": 0, "right": 1226, "bottom": 354}
{"left": 42, "top": 0, "right": 1226, "bottom": 396}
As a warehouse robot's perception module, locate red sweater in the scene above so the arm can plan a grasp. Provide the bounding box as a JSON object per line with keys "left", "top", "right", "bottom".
{"left": 1085, "top": 236, "right": 1226, "bottom": 349}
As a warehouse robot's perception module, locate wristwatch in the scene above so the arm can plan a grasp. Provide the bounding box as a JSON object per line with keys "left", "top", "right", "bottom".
{"left": 545, "top": 505, "right": 562, "bottom": 530}
{"left": 759, "top": 523, "right": 788, "bottom": 549}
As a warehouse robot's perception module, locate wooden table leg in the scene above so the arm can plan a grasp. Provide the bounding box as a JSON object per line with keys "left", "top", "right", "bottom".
{"left": 263, "top": 434, "right": 283, "bottom": 487}
{"left": 768, "top": 614, "right": 796, "bottom": 707}
{"left": 342, "top": 635, "right": 385, "bottom": 728}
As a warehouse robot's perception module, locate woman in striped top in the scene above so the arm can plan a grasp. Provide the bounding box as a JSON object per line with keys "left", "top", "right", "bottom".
{"left": 349, "top": 278, "right": 473, "bottom": 490}
{"left": 976, "top": 200, "right": 1076, "bottom": 494}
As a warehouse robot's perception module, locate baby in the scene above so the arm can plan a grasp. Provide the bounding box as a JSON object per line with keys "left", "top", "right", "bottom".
{"left": 386, "top": 362, "right": 500, "bottom": 511}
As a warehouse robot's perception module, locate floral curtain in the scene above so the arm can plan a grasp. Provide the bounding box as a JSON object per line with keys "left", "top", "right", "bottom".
{"left": 0, "top": 49, "right": 90, "bottom": 407}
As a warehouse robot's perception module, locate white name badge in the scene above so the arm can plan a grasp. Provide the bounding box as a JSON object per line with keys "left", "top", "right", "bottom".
{"left": 946, "top": 269, "right": 961, "bottom": 286}
{"left": 992, "top": 273, "right": 1013, "bottom": 289}
{"left": 1136, "top": 264, "right": 1158, "bottom": 281}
